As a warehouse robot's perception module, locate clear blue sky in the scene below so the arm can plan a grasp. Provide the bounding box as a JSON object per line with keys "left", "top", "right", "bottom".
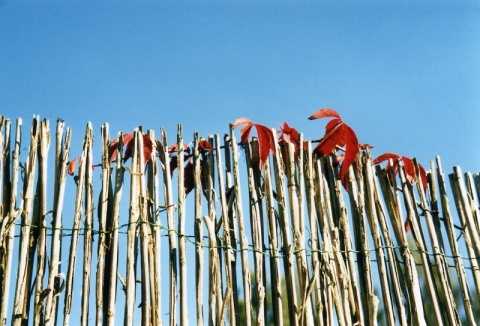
{"left": 1, "top": 1, "right": 479, "bottom": 324}
{"left": 0, "top": 0, "right": 480, "bottom": 172}
{"left": 1, "top": 0, "right": 479, "bottom": 172}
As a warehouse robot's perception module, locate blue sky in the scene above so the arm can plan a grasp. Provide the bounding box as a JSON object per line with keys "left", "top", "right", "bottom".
{"left": 1, "top": 1, "right": 479, "bottom": 172}
{"left": 1, "top": 1, "right": 479, "bottom": 324}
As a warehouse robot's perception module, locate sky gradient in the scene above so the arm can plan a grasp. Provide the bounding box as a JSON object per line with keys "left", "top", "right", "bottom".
{"left": 1, "top": 1, "right": 479, "bottom": 323}
{"left": 1, "top": 1, "right": 479, "bottom": 172}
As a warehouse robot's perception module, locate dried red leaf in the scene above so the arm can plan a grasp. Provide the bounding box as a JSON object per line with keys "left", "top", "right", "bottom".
{"left": 313, "top": 123, "right": 345, "bottom": 156}
{"left": 359, "top": 143, "right": 374, "bottom": 150}
{"left": 404, "top": 217, "right": 411, "bottom": 233}
{"left": 233, "top": 118, "right": 275, "bottom": 169}
{"left": 308, "top": 108, "right": 342, "bottom": 120}
{"left": 325, "top": 118, "right": 342, "bottom": 134}
{"left": 372, "top": 153, "right": 400, "bottom": 165}
{"left": 68, "top": 157, "right": 79, "bottom": 176}
{"left": 124, "top": 134, "right": 153, "bottom": 163}
{"left": 198, "top": 140, "right": 212, "bottom": 151}
{"left": 278, "top": 122, "right": 300, "bottom": 144}
{"left": 109, "top": 133, "right": 134, "bottom": 163}
{"left": 232, "top": 117, "right": 253, "bottom": 129}
{"left": 168, "top": 143, "right": 191, "bottom": 155}
{"left": 339, "top": 124, "right": 359, "bottom": 187}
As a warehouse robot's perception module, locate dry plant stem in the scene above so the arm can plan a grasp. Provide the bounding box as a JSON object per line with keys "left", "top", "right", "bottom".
{"left": 345, "top": 163, "right": 368, "bottom": 326}
{"left": 263, "top": 156, "right": 283, "bottom": 326}
{"left": 435, "top": 157, "right": 477, "bottom": 325}
{"left": 34, "top": 120, "right": 50, "bottom": 326}
{"left": 413, "top": 160, "right": 460, "bottom": 325}
{"left": 12, "top": 117, "right": 39, "bottom": 326}
{"left": 449, "top": 167, "right": 480, "bottom": 300}
{"left": 464, "top": 172, "right": 480, "bottom": 236}
{"left": 245, "top": 140, "right": 265, "bottom": 326}
{"left": 215, "top": 134, "right": 236, "bottom": 326}
{"left": 223, "top": 134, "right": 240, "bottom": 324}
{"left": 450, "top": 167, "right": 480, "bottom": 260}
{"left": 375, "top": 166, "right": 427, "bottom": 326}
{"left": 138, "top": 131, "right": 151, "bottom": 326}
{"left": 81, "top": 123, "right": 94, "bottom": 326}
{"left": 177, "top": 125, "right": 188, "bottom": 326}
{"left": 63, "top": 124, "right": 89, "bottom": 326}
{"left": 105, "top": 132, "right": 125, "bottom": 326}
{"left": 203, "top": 135, "right": 221, "bottom": 325}
{"left": 0, "top": 119, "right": 13, "bottom": 325}
{"left": 370, "top": 184, "right": 408, "bottom": 324}
{"left": 45, "top": 120, "right": 72, "bottom": 321}
{"left": 95, "top": 124, "right": 111, "bottom": 325}
{"left": 160, "top": 129, "right": 177, "bottom": 326}
{"left": 124, "top": 130, "right": 141, "bottom": 326}
{"left": 193, "top": 133, "right": 204, "bottom": 326}
{"left": 229, "top": 124, "right": 252, "bottom": 326}
{"left": 273, "top": 139, "right": 297, "bottom": 326}
{"left": 147, "top": 129, "right": 161, "bottom": 325}
{"left": 303, "top": 142, "right": 322, "bottom": 326}
{"left": 363, "top": 157, "right": 395, "bottom": 325}
{"left": 0, "top": 118, "right": 20, "bottom": 326}
{"left": 284, "top": 142, "right": 314, "bottom": 325}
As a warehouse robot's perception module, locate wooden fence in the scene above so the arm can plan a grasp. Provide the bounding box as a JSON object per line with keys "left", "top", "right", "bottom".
{"left": 0, "top": 116, "right": 479, "bottom": 325}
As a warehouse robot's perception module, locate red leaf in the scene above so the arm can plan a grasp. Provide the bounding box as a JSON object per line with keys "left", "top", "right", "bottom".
{"left": 124, "top": 134, "right": 153, "bottom": 163}
{"left": 232, "top": 117, "right": 253, "bottom": 129}
{"left": 240, "top": 124, "right": 254, "bottom": 144}
{"left": 339, "top": 124, "right": 359, "bottom": 187}
{"left": 325, "top": 118, "right": 342, "bottom": 134}
{"left": 372, "top": 153, "right": 400, "bottom": 165}
{"left": 278, "top": 122, "right": 300, "bottom": 145}
{"left": 417, "top": 164, "right": 428, "bottom": 190}
{"left": 401, "top": 156, "right": 416, "bottom": 185}
{"left": 404, "top": 217, "right": 411, "bottom": 232}
{"left": 313, "top": 123, "right": 345, "bottom": 156}
{"left": 68, "top": 157, "right": 79, "bottom": 176}
{"left": 308, "top": 108, "right": 342, "bottom": 120}
{"left": 198, "top": 140, "right": 212, "bottom": 151}
{"left": 108, "top": 133, "right": 134, "bottom": 163}
{"left": 359, "top": 143, "right": 374, "bottom": 150}
{"left": 168, "top": 143, "right": 190, "bottom": 155}
{"left": 255, "top": 124, "right": 275, "bottom": 169}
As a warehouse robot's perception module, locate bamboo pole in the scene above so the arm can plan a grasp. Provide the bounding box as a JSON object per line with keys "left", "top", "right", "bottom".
{"left": 34, "top": 120, "right": 50, "bottom": 326}
{"left": 124, "top": 130, "right": 141, "bottom": 325}
{"left": 12, "top": 117, "right": 39, "bottom": 325}
{"left": 193, "top": 132, "right": 204, "bottom": 326}
{"left": 147, "top": 129, "right": 161, "bottom": 326}
{"left": 273, "top": 140, "right": 298, "bottom": 326}
{"left": 303, "top": 141, "right": 324, "bottom": 326}
{"left": 284, "top": 142, "right": 314, "bottom": 325}
{"left": 80, "top": 123, "right": 94, "bottom": 325}
{"left": 44, "top": 120, "right": 71, "bottom": 325}
{"left": 367, "top": 160, "right": 408, "bottom": 326}
{"left": 263, "top": 155, "right": 283, "bottom": 326}
{"left": 229, "top": 124, "right": 252, "bottom": 326}
{"left": 137, "top": 131, "right": 151, "bottom": 326}
{"left": 105, "top": 132, "right": 126, "bottom": 326}
{"left": 159, "top": 129, "right": 177, "bottom": 326}
{"left": 214, "top": 134, "right": 236, "bottom": 326}
{"left": 375, "top": 165, "right": 427, "bottom": 326}
{"left": 177, "top": 125, "right": 188, "bottom": 326}
{"left": 63, "top": 124, "right": 89, "bottom": 326}
{"left": 245, "top": 139, "right": 265, "bottom": 326}
{"left": 0, "top": 118, "right": 16, "bottom": 325}
{"left": 363, "top": 156, "right": 395, "bottom": 325}
{"left": 96, "top": 123, "right": 112, "bottom": 325}
{"left": 436, "top": 157, "right": 477, "bottom": 325}
{"left": 413, "top": 159, "right": 459, "bottom": 325}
